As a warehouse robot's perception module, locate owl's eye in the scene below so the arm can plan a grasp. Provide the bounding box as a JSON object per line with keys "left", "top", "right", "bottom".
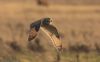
{"left": 45, "top": 20, "right": 50, "bottom": 24}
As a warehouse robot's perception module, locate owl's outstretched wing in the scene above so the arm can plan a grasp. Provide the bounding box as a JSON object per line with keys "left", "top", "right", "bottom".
{"left": 41, "top": 24, "right": 62, "bottom": 51}
{"left": 41, "top": 27, "right": 62, "bottom": 51}
{"left": 28, "top": 20, "right": 42, "bottom": 41}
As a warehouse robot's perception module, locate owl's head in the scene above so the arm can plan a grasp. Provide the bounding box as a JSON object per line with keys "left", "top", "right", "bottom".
{"left": 42, "top": 17, "right": 52, "bottom": 25}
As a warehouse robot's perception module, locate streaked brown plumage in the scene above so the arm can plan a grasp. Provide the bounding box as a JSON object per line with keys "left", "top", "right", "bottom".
{"left": 28, "top": 28, "right": 37, "bottom": 41}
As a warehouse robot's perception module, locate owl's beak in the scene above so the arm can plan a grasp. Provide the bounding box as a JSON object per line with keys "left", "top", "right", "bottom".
{"left": 50, "top": 22, "right": 53, "bottom": 25}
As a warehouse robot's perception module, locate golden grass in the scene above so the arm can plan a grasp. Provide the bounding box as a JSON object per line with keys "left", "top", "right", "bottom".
{"left": 0, "top": 1, "right": 100, "bottom": 62}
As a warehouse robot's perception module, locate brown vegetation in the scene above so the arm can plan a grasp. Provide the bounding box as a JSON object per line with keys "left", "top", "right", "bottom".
{"left": 0, "top": 0, "right": 100, "bottom": 62}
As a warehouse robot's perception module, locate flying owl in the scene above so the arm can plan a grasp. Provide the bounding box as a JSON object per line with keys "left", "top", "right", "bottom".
{"left": 28, "top": 18, "right": 62, "bottom": 51}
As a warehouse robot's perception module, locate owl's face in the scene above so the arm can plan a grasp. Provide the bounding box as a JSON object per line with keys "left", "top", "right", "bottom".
{"left": 42, "top": 18, "right": 52, "bottom": 25}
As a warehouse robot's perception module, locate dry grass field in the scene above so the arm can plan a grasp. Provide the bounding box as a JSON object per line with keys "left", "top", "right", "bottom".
{"left": 0, "top": 0, "right": 100, "bottom": 62}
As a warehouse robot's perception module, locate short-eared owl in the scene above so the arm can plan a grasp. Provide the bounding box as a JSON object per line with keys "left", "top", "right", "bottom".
{"left": 28, "top": 18, "right": 62, "bottom": 51}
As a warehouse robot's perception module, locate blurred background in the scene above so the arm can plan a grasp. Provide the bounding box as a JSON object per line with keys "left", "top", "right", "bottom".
{"left": 0, "top": 0, "right": 100, "bottom": 62}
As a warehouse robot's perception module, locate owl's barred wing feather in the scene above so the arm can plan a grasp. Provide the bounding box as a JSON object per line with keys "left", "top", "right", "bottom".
{"left": 51, "top": 34, "right": 62, "bottom": 51}
{"left": 28, "top": 28, "right": 38, "bottom": 41}
{"left": 42, "top": 24, "right": 60, "bottom": 38}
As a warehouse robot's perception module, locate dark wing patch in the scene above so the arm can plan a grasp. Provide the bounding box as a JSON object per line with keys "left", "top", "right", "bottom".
{"left": 30, "top": 20, "right": 41, "bottom": 32}
{"left": 28, "top": 20, "right": 42, "bottom": 41}
{"left": 42, "top": 25, "right": 60, "bottom": 38}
